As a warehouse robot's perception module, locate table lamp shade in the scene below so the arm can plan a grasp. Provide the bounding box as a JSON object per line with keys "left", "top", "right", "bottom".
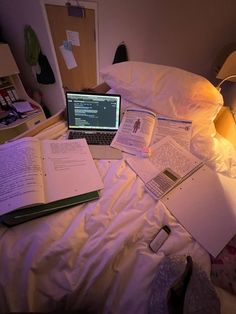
{"left": 217, "top": 50, "right": 236, "bottom": 82}
{"left": 0, "top": 44, "right": 19, "bottom": 78}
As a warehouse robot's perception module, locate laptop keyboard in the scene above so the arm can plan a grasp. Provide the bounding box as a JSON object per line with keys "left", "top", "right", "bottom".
{"left": 68, "top": 131, "right": 116, "bottom": 145}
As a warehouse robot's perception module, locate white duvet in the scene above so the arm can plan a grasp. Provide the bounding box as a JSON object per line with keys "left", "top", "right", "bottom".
{"left": 0, "top": 111, "right": 236, "bottom": 312}
{"left": 0, "top": 155, "right": 210, "bottom": 313}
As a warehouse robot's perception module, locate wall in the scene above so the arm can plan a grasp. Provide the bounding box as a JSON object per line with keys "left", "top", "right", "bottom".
{"left": 1, "top": 0, "right": 236, "bottom": 114}
{"left": 98, "top": 0, "right": 236, "bottom": 81}
{"left": 97, "top": 0, "right": 236, "bottom": 108}
{"left": 0, "top": 0, "right": 64, "bottom": 115}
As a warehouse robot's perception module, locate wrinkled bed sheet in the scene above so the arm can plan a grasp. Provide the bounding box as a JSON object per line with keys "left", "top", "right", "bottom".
{"left": 0, "top": 156, "right": 210, "bottom": 313}
{"left": 0, "top": 103, "right": 236, "bottom": 312}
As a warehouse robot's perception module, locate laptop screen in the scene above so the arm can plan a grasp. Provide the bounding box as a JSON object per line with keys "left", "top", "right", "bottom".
{"left": 66, "top": 92, "right": 121, "bottom": 131}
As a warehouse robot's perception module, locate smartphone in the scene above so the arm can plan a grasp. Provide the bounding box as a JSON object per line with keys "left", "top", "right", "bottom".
{"left": 149, "top": 225, "right": 171, "bottom": 253}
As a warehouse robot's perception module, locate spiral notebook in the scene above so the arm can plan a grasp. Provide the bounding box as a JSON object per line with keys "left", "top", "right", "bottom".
{"left": 161, "top": 165, "right": 236, "bottom": 257}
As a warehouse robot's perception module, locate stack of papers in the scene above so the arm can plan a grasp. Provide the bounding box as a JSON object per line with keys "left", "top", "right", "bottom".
{"left": 12, "top": 101, "right": 35, "bottom": 113}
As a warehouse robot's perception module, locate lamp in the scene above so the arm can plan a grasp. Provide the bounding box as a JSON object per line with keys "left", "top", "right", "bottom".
{"left": 215, "top": 49, "right": 236, "bottom": 122}
{"left": 216, "top": 50, "right": 236, "bottom": 91}
{"left": 0, "top": 44, "right": 19, "bottom": 77}
{"left": 216, "top": 74, "right": 236, "bottom": 91}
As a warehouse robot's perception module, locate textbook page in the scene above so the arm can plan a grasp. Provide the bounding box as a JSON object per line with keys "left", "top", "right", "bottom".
{"left": 0, "top": 138, "right": 45, "bottom": 215}
{"left": 126, "top": 136, "right": 202, "bottom": 183}
{"left": 151, "top": 116, "right": 192, "bottom": 150}
{"left": 111, "top": 108, "right": 156, "bottom": 155}
{"left": 42, "top": 139, "right": 104, "bottom": 203}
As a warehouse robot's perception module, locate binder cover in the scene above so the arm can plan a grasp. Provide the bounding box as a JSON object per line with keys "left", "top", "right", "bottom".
{"left": 0, "top": 191, "right": 99, "bottom": 227}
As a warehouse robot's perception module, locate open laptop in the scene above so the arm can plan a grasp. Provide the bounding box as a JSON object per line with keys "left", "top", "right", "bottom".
{"left": 66, "top": 91, "right": 122, "bottom": 159}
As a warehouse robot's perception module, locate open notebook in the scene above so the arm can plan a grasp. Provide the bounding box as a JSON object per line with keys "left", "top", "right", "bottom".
{"left": 66, "top": 91, "right": 122, "bottom": 159}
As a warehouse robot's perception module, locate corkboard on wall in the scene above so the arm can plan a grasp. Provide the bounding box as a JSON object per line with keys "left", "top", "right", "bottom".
{"left": 46, "top": 4, "right": 97, "bottom": 92}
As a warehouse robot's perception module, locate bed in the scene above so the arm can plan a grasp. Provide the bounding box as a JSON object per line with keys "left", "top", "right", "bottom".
{"left": 0, "top": 61, "right": 236, "bottom": 313}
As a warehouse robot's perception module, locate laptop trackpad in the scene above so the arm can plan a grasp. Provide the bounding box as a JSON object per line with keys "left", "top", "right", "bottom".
{"left": 89, "top": 145, "right": 122, "bottom": 160}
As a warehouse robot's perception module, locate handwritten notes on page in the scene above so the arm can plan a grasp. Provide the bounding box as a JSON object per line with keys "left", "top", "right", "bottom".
{"left": 126, "top": 136, "right": 202, "bottom": 183}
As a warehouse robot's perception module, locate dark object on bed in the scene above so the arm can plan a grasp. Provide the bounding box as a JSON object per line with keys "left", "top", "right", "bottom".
{"left": 149, "top": 255, "right": 220, "bottom": 314}
{"left": 167, "top": 256, "right": 193, "bottom": 314}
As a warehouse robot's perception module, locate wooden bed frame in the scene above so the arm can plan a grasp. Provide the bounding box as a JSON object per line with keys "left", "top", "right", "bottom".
{"left": 214, "top": 106, "right": 236, "bottom": 149}
{"left": 14, "top": 82, "right": 236, "bottom": 150}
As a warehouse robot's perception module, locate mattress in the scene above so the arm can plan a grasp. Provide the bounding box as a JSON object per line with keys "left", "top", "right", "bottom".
{"left": 1, "top": 62, "right": 236, "bottom": 312}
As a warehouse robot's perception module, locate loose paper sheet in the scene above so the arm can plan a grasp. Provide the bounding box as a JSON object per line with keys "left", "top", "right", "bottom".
{"left": 161, "top": 167, "right": 236, "bottom": 257}
{"left": 126, "top": 136, "right": 202, "bottom": 183}
{"left": 12, "top": 101, "right": 34, "bottom": 113}
{"left": 152, "top": 116, "right": 192, "bottom": 150}
{"left": 66, "top": 30, "right": 80, "bottom": 46}
{"left": 59, "top": 45, "right": 77, "bottom": 69}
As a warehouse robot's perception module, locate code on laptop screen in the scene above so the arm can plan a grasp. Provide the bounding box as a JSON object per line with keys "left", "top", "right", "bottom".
{"left": 66, "top": 92, "right": 120, "bottom": 130}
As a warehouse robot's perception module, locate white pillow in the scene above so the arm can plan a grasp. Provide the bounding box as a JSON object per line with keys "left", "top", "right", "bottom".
{"left": 100, "top": 61, "right": 223, "bottom": 134}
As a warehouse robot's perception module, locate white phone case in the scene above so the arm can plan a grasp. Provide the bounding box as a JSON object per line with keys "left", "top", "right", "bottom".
{"left": 149, "top": 225, "right": 171, "bottom": 253}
